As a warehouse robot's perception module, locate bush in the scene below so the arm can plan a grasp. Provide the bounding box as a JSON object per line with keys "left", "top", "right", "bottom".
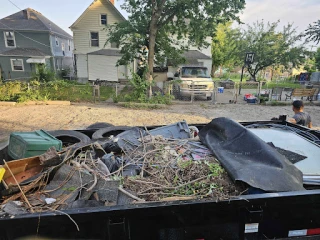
{"left": 32, "top": 64, "right": 55, "bottom": 82}
{"left": 113, "top": 69, "right": 173, "bottom": 105}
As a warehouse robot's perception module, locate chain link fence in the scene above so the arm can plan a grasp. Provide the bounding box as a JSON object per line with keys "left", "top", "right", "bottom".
{"left": 212, "top": 81, "right": 267, "bottom": 104}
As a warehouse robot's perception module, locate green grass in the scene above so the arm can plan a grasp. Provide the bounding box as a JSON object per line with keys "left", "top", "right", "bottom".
{"left": 42, "top": 84, "right": 114, "bottom": 102}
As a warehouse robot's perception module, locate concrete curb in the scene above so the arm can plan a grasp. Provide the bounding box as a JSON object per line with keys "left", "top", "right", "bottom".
{"left": 0, "top": 102, "right": 16, "bottom": 106}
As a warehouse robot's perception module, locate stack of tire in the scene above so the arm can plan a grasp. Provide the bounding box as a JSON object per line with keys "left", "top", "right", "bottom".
{"left": 48, "top": 122, "right": 131, "bottom": 153}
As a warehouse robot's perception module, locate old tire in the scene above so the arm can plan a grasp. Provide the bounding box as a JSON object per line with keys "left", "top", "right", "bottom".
{"left": 86, "top": 122, "right": 114, "bottom": 129}
{"left": 92, "top": 126, "right": 133, "bottom": 140}
{"left": 48, "top": 130, "right": 91, "bottom": 148}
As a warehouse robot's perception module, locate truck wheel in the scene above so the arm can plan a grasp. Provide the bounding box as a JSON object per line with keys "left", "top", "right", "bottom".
{"left": 48, "top": 130, "right": 91, "bottom": 148}
{"left": 207, "top": 96, "right": 212, "bottom": 101}
{"left": 92, "top": 126, "right": 133, "bottom": 140}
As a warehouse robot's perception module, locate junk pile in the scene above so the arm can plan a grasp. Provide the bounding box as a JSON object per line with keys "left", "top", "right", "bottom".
{"left": 0, "top": 118, "right": 304, "bottom": 217}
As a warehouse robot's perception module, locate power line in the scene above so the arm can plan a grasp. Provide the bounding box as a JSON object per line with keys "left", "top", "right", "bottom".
{"left": 7, "top": 0, "right": 22, "bottom": 10}
{"left": 0, "top": 21, "right": 51, "bottom": 48}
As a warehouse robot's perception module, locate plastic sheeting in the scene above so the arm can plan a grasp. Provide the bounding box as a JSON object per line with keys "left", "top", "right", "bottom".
{"left": 199, "top": 118, "right": 304, "bottom": 192}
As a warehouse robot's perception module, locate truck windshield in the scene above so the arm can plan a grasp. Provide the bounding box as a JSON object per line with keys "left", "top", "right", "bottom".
{"left": 181, "top": 67, "right": 210, "bottom": 78}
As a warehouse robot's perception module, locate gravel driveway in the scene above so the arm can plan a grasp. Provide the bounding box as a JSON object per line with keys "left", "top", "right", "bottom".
{"left": 0, "top": 102, "right": 319, "bottom": 142}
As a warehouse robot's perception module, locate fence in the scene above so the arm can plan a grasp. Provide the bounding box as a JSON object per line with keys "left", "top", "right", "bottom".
{"left": 213, "top": 81, "right": 266, "bottom": 104}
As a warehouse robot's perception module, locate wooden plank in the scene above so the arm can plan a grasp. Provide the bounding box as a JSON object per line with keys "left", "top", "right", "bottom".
{"left": 2, "top": 156, "right": 40, "bottom": 179}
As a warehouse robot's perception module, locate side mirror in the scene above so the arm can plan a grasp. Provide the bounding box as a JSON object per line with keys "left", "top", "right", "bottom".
{"left": 174, "top": 72, "right": 179, "bottom": 77}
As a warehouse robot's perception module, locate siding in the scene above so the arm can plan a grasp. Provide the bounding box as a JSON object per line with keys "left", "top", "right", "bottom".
{"left": 198, "top": 59, "right": 212, "bottom": 75}
{"left": 0, "top": 56, "right": 34, "bottom": 80}
{"left": 71, "top": 0, "right": 124, "bottom": 54}
{"left": 88, "top": 55, "right": 119, "bottom": 81}
{"left": 50, "top": 35, "right": 74, "bottom": 57}
{"left": 75, "top": 54, "right": 88, "bottom": 79}
{"left": 0, "top": 30, "right": 51, "bottom": 55}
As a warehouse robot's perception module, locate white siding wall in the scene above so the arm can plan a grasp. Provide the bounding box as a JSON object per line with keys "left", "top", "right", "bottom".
{"left": 76, "top": 54, "right": 88, "bottom": 79}
{"left": 118, "top": 65, "right": 127, "bottom": 79}
{"left": 71, "top": 0, "right": 124, "bottom": 55}
{"left": 88, "top": 55, "right": 119, "bottom": 81}
{"left": 198, "top": 59, "right": 212, "bottom": 75}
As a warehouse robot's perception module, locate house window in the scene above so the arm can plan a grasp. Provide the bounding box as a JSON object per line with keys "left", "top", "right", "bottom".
{"left": 11, "top": 59, "right": 24, "bottom": 71}
{"left": 90, "top": 32, "right": 99, "bottom": 47}
{"left": 100, "top": 14, "right": 107, "bottom": 25}
{"left": 68, "top": 40, "right": 71, "bottom": 51}
{"left": 4, "top": 31, "right": 16, "bottom": 47}
{"left": 61, "top": 43, "right": 65, "bottom": 51}
{"left": 111, "top": 42, "right": 119, "bottom": 48}
{"left": 55, "top": 36, "right": 59, "bottom": 46}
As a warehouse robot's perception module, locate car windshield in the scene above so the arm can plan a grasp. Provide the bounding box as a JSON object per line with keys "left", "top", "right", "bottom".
{"left": 181, "top": 67, "right": 210, "bottom": 78}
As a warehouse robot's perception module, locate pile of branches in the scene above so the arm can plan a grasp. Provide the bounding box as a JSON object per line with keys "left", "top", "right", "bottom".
{"left": 122, "top": 137, "right": 242, "bottom": 201}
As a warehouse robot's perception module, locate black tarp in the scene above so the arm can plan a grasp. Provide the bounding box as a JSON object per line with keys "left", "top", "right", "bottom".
{"left": 199, "top": 118, "right": 304, "bottom": 192}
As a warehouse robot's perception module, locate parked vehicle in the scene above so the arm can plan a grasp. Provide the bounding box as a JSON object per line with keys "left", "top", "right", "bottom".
{"left": 168, "top": 66, "right": 214, "bottom": 100}
{"left": 0, "top": 119, "right": 320, "bottom": 240}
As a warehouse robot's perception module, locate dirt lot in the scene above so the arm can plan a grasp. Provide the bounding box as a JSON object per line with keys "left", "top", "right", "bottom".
{"left": 0, "top": 102, "right": 319, "bottom": 142}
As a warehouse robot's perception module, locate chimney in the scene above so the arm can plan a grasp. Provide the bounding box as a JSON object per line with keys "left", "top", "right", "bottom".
{"left": 110, "top": 0, "right": 115, "bottom": 5}
{"left": 23, "top": 9, "right": 30, "bottom": 20}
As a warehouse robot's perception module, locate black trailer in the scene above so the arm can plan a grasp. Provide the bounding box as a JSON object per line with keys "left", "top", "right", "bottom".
{"left": 0, "top": 120, "right": 320, "bottom": 240}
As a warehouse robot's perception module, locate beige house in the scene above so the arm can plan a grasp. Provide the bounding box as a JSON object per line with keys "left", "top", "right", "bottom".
{"left": 70, "top": 0, "right": 132, "bottom": 83}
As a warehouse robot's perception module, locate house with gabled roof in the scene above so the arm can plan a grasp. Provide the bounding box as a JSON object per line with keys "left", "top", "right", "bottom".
{"left": 70, "top": 0, "right": 133, "bottom": 83}
{"left": 0, "top": 8, "right": 74, "bottom": 81}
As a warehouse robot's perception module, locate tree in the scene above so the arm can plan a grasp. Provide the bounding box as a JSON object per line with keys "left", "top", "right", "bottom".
{"left": 315, "top": 47, "right": 320, "bottom": 71}
{"left": 107, "top": 0, "right": 245, "bottom": 96}
{"left": 211, "top": 22, "right": 237, "bottom": 77}
{"left": 232, "top": 21, "right": 306, "bottom": 81}
{"left": 305, "top": 20, "right": 320, "bottom": 44}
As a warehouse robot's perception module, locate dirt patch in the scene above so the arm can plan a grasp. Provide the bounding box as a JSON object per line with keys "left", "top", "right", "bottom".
{"left": 0, "top": 102, "right": 319, "bottom": 142}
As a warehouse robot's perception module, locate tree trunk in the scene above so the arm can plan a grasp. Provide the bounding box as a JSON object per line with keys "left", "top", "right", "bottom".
{"left": 147, "top": 19, "right": 158, "bottom": 98}
{"left": 211, "top": 64, "right": 217, "bottom": 78}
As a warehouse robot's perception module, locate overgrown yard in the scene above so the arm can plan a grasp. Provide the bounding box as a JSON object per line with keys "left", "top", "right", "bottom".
{"left": 0, "top": 80, "right": 115, "bottom": 103}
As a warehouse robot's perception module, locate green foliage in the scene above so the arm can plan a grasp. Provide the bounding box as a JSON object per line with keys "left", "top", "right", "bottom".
{"left": 107, "top": 0, "right": 246, "bottom": 73}
{"left": 315, "top": 47, "right": 320, "bottom": 71}
{"left": 233, "top": 20, "right": 306, "bottom": 80}
{"left": 0, "top": 80, "right": 114, "bottom": 103}
{"left": 304, "top": 58, "right": 317, "bottom": 72}
{"left": 0, "top": 80, "right": 47, "bottom": 102}
{"left": 32, "top": 64, "right": 55, "bottom": 82}
{"left": 114, "top": 69, "right": 173, "bottom": 104}
{"left": 305, "top": 20, "right": 320, "bottom": 44}
{"left": 211, "top": 23, "right": 238, "bottom": 77}
{"left": 205, "top": 161, "right": 224, "bottom": 177}
{"left": 0, "top": 81, "right": 24, "bottom": 101}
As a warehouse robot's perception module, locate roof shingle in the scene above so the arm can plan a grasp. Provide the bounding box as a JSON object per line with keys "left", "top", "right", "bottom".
{"left": 88, "top": 49, "right": 122, "bottom": 56}
{"left": 0, "top": 8, "right": 72, "bottom": 39}
{"left": 0, "top": 48, "right": 49, "bottom": 57}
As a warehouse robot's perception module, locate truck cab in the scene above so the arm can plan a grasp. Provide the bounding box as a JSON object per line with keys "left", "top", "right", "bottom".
{"left": 168, "top": 66, "right": 214, "bottom": 100}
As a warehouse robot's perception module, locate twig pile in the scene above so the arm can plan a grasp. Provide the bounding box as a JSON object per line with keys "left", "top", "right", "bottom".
{"left": 122, "top": 137, "right": 241, "bottom": 201}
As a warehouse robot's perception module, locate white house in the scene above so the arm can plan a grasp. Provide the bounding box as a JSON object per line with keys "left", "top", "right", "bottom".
{"left": 70, "top": 0, "right": 212, "bottom": 83}
{"left": 70, "top": 0, "right": 131, "bottom": 83}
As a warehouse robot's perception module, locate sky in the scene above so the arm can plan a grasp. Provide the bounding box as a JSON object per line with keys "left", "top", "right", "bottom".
{"left": 0, "top": 0, "right": 319, "bottom": 48}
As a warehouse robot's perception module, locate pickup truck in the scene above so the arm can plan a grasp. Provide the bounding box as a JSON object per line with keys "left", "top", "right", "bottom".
{"left": 168, "top": 66, "right": 214, "bottom": 100}
{"left": 0, "top": 119, "right": 320, "bottom": 240}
